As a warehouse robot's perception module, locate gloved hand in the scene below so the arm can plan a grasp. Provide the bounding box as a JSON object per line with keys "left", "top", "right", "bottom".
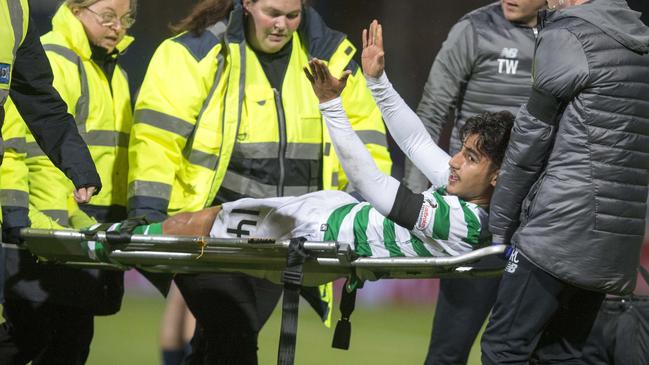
{"left": 2, "top": 226, "right": 25, "bottom": 245}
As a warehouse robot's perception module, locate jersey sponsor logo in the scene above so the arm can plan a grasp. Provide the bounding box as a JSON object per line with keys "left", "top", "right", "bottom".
{"left": 415, "top": 200, "right": 434, "bottom": 231}
{"left": 0, "top": 63, "right": 10, "bottom": 84}
{"left": 320, "top": 223, "right": 328, "bottom": 232}
{"left": 497, "top": 47, "right": 519, "bottom": 75}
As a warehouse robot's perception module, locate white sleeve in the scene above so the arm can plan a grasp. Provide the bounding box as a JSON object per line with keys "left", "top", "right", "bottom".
{"left": 319, "top": 97, "right": 399, "bottom": 217}
{"left": 366, "top": 72, "right": 451, "bottom": 188}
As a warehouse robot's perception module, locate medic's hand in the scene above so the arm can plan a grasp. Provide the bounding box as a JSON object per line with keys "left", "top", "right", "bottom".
{"left": 361, "top": 20, "right": 385, "bottom": 79}
{"left": 74, "top": 186, "right": 97, "bottom": 204}
{"left": 303, "top": 58, "right": 351, "bottom": 103}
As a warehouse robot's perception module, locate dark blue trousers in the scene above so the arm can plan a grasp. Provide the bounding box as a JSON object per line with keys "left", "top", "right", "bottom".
{"left": 482, "top": 248, "right": 605, "bottom": 364}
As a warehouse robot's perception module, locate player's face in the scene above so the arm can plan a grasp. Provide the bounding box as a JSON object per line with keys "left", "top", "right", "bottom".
{"left": 446, "top": 134, "right": 499, "bottom": 207}
{"left": 501, "top": 0, "right": 546, "bottom": 27}
{"left": 244, "top": 0, "right": 302, "bottom": 54}
{"left": 73, "top": 0, "right": 132, "bottom": 53}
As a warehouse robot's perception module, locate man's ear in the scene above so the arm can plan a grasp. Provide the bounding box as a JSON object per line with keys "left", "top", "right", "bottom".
{"left": 490, "top": 168, "right": 500, "bottom": 188}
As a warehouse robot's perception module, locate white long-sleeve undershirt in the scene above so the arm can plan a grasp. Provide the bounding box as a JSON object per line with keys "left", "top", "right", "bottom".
{"left": 320, "top": 97, "right": 399, "bottom": 216}
{"left": 319, "top": 72, "right": 451, "bottom": 218}
{"left": 366, "top": 72, "right": 451, "bottom": 188}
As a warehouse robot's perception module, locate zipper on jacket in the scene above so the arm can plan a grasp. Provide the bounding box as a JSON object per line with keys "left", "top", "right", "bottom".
{"left": 273, "top": 88, "right": 287, "bottom": 197}
{"left": 532, "top": 27, "right": 539, "bottom": 38}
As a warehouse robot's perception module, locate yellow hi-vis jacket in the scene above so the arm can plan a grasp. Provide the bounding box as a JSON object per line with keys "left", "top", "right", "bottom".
{"left": 1, "top": 99, "right": 120, "bottom": 316}
{"left": 11, "top": 4, "right": 133, "bottom": 224}
{"left": 0, "top": 0, "right": 28, "bottom": 106}
{"left": 0, "top": 99, "right": 96, "bottom": 230}
{"left": 0, "top": 0, "right": 28, "bottom": 221}
{"left": 127, "top": 6, "right": 392, "bottom": 221}
{"left": 128, "top": 5, "right": 392, "bottom": 327}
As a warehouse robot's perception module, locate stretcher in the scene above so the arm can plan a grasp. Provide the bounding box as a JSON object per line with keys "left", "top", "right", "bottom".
{"left": 18, "top": 228, "right": 507, "bottom": 285}
{"left": 16, "top": 227, "right": 507, "bottom": 365}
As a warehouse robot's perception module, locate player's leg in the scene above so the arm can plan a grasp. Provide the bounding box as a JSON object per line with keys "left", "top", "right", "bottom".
{"left": 160, "top": 283, "right": 195, "bottom": 365}
{"left": 161, "top": 206, "right": 222, "bottom": 236}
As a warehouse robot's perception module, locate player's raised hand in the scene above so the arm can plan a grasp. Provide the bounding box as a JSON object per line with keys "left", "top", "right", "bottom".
{"left": 303, "top": 58, "right": 351, "bottom": 103}
{"left": 361, "top": 20, "right": 385, "bottom": 78}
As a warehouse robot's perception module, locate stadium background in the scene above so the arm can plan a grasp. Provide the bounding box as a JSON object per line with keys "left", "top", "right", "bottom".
{"left": 24, "top": 1, "right": 649, "bottom": 363}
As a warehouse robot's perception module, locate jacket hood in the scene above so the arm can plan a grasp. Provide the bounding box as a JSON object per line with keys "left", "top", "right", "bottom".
{"left": 51, "top": 4, "right": 134, "bottom": 60}
{"left": 552, "top": 0, "right": 649, "bottom": 53}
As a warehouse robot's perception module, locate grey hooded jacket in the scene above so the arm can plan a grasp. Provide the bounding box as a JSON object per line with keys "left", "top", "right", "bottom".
{"left": 489, "top": 0, "right": 649, "bottom": 295}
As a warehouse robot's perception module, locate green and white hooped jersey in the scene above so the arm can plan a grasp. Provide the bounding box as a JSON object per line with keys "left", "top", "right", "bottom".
{"left": 323, "top": 187, "right": 489, "bottom": 257}
{"left": 211, "top": 189, "right": 489, "bottom": 258}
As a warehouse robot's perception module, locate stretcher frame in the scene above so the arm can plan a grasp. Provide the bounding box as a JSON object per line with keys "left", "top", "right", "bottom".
{"left": 18, "top": 228, "right": 507, "bottom": 284}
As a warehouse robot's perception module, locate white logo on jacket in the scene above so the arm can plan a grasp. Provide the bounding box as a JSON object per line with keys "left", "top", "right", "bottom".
{"left": 497, "top": 47, "right": 519, "bottom": 75}
{"left": 504, "top": 248, "right": 520, "bottom": 273}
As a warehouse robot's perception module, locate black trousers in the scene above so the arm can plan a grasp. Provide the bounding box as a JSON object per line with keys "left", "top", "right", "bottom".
{"left": 0, "top": 298, "right": 93, "bottom": 365}
{"left": 481, "top": 248, "right": 605, "bottom": 364}
{"left": 175, "top": 272, "right": 283, "bottom": 365}
{"left": 425, "top": 276, "right": 501, "bottom": 365}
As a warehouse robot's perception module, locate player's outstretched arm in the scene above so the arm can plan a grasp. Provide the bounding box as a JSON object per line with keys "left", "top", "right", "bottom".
{"left": 304, "top": 59, "right": 399, "bottom": 217}
{"left": 362, "top": 20, "right": 450, "bottom": 187}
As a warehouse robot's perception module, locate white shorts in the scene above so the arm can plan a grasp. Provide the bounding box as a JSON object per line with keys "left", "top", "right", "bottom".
{"left": 210, "top": 190, "right": 358, "bottom": 242}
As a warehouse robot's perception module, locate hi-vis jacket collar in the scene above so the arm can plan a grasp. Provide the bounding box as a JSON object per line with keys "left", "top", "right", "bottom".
{"left": 51, "top": 4, "right": 134, "bottom": 61}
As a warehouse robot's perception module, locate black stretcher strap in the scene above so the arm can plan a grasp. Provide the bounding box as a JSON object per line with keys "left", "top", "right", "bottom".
{"left": 278, "top": 237, "right": 308, "bottom": 365}
{"left": 105, "top": 216, "right": 150, "bottom": 244}
{"left": 331, "top": 278, "right": 359, "bottom": 350}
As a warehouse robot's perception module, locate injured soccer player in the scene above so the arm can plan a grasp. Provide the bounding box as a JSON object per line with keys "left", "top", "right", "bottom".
{"left": 152, "top": 20, "right": 514, "bottom": 258}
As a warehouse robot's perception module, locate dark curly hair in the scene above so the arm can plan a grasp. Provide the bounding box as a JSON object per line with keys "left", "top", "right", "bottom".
{"left": 459, "top": 111, "right": 515, "bottom": 169}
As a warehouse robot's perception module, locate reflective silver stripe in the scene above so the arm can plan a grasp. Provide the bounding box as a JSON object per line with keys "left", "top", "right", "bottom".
{"left": 42, "top": 44, "right": 91, "bottom": 131}
{"left": 134, "top": 109, "right": 195, "bottom": 138}
{"left": 231, "top": 142, "right": 321, "bottom": 160}
{"left": 42, "top": 44, "right": 78, "bottom": 63}
{"left": 4, "top": 137, "right": 26, "bottom": 152}
{"left": 25, "top": 141, "right": 44, "bottom": 157}
{"left": 24, "top": 132, "right": 126, "bottom": 155}
{"left": 220, "top": 171, "right": 318, "bottom": 198}
{"left": 331, "top": 172, "right": 339, "bottom": 186}
{"left": 207, "top": 21, "right": 227, "bottom": 39}
{"left": 187, "top": 149, "right": 218, "bottom": 170}
{"left": 8, "top": 0, "right": 24, "bottom": 59}
{"left": 43, "top": 44, "right": 128, "bottom": 149}
{"left": 84, "top": 130, "right": 129, "bottom": 148}
{"left": 183, "top": 52, "right": 226, "bottom": 169}
{"left": 357, "top": 130, "right": 388, "bottom": 147}
{"left": 0, "top": 90, "right": 8, "bottom": 107}
{"left": 42, "top": 210, "right": 69, "bottom": 227}
{"left": 128, "top": 180, "right": 172, "bottom": 199}
{"left": 0, "top": 189, "right": 28, "bottom": 208}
